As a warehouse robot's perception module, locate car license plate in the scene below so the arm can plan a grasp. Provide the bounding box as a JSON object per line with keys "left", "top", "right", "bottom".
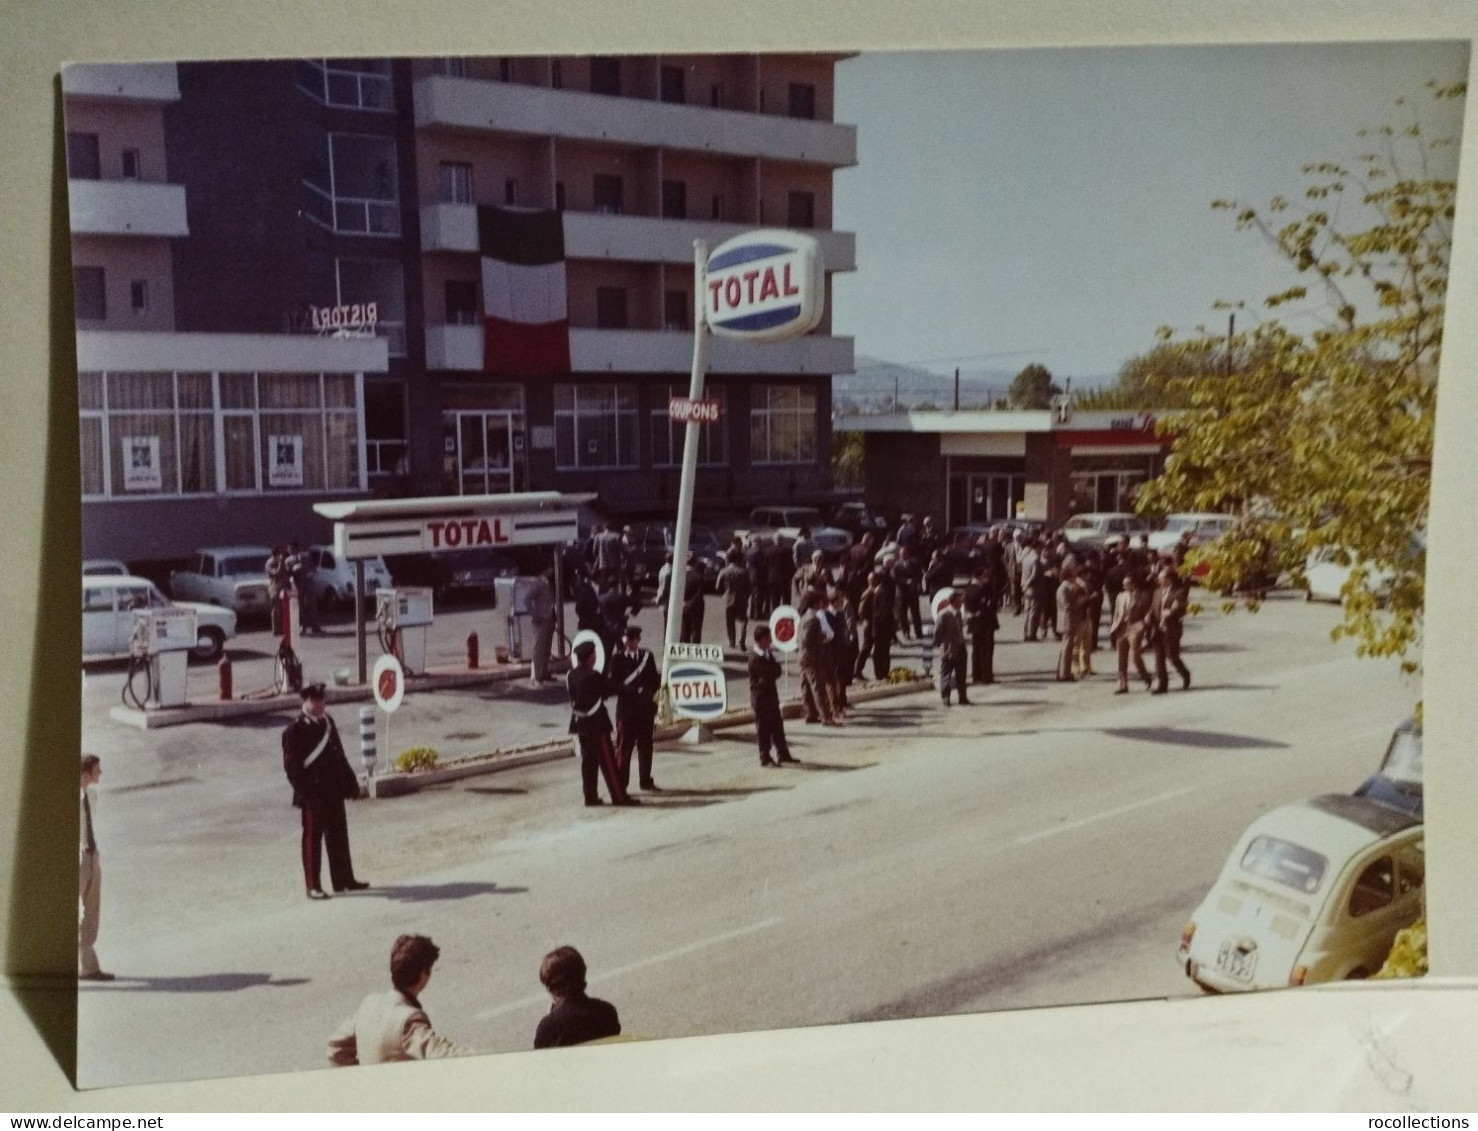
{"left": 1216, "top": 940, "right": 1257, "bottom": 982}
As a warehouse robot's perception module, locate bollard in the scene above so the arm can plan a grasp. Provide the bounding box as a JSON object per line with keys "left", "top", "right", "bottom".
{"left": 358, "top": 705, "right": 377, "bottom": 778}
{"left": 217, "top": 653, "right": 232, "bottom": 700}
{"left": 466, "top": 631, "right": 479, "bottom": 670}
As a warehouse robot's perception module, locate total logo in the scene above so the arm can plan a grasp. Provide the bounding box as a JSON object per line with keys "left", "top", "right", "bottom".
{"left": 668, "top": 661, "right": 727, "bottom": 721}
{"left": 424, "top": 517, "right": 511, "bottom": 549}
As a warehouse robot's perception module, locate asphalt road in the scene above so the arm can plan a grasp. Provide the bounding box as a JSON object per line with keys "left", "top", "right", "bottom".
{"left": 76, "top": 590, "right": 1418, "bottom": 1088}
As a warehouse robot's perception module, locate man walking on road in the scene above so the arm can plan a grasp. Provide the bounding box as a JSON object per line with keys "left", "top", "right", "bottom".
{"left": 1055, "top": 565, "right": 1085, "bottom": 682}
{"left": 567, "top": 640, "right": 639, "bottom": 807}
{"left": 527, "top": 567, "right": 557, "bottom": 683}
{"left": 282, "top": 683, "right": 368, "bottom": 900}
{"left": 609, "top": 625, "right": 661, "bottom": 792}
{"left": 1152, "top": 564, "right": 1192, "bottom": 693}
{"left": 78, "top": 755, "right": 113, "bottom": 981}
{"left": 1020, "top": 538, "right": 1043, "bottom": 640}
{"left": 328, "top": 935, "right": 469, "bottom": 1065}
{"left": 749, "top": 624, "right": 797, "bottom": 767}
{"left": 717, "top": 550, "right": 752, "bottom": 651}
{"left": 934, "top": 589, "right": 970, "bottom": 706}
{"left": 798, "top": 593, "right": 841, "bottom": 726}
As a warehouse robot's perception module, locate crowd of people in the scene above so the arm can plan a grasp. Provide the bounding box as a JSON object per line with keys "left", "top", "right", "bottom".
{"left": 264, "top": 542, "right": 324, "bottom": 637}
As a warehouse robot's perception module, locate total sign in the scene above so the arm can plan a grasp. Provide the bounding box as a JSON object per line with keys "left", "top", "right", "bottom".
{"left": 667, "top": 661, "right": 728, "bottom": 721}
{"left": 705, "top": 230, "right": 824, "bottom": 342}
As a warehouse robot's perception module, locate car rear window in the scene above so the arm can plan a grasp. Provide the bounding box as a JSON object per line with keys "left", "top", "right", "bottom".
{"left": 1239, "top": 835, "right": 1328, "bottom": 894}
{"left": 1064, "top": 518, "right": 1094, "bottom": 531}
{"left": 220, "top": 555, "right": 265, "bottom": 576}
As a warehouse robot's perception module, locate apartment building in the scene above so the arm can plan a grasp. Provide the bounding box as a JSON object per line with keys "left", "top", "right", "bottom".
{"left": 69, "top": 54, "right": 856, "bottom": 567}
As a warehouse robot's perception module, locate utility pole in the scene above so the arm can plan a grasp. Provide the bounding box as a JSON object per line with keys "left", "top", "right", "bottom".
{"left": 1225, "top": 312, "right": 1235, "bottom": 378}
{"left": 894, "top": 373, "right": 900, "bottom": 410}
{"left": 953, "top": 367, "right": 960, "bottom": 411}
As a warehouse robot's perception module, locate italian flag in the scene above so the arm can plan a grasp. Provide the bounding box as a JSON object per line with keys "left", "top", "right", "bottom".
{"left": 478, "top": 205, "right": 571, "bottom": 377}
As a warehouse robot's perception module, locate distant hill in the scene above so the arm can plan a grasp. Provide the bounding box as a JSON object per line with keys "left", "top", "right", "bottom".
{"left": 835, "top": 355, "right": 1117, "bottom": 412}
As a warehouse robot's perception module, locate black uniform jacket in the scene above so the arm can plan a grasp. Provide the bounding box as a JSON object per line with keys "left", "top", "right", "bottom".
{"left": 282, "top": 713, "right": 359, "bottom": 809}
{"left": 608, "top": 647, "right": 659, "bottom": 719}
{"left": 567, "top": 665, "right": 617, "bottom": 736}
{"left": 748, "top": 648, "right": 783, "bottom": 702}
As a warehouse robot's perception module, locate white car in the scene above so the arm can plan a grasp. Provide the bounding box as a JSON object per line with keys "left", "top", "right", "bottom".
{"left": 1178, "top": 793, "right": 1424, "bottom": 992}
{"left": 306, "top": 544, "right": 393, "bottom": 608}
{"left": 1147, "top": 513, "right": 1235, "bottom": 554}
{"left": 169, "top": 546, "right": 273, "bottom": 620}
{"left": 82, "top": 558, "right": 130, "bottom": 577}
{"left": 83, "top": 574, "right": 237, "bottom": 662}
{"left": 1303, "top": 548, "right": 1396, "bottom": 604}
{"left": 1061, "top": 512, "right": 1152, "bottom": 549}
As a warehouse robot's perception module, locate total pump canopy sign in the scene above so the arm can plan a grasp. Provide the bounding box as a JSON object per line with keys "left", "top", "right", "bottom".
{"left": 704, "top": 229, "right": 824, "bottom": 342}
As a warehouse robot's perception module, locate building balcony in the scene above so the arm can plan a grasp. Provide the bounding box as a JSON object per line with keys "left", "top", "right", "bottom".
{"left": 413, "top": 75, "right": 857, "bottom": 167}
{"left": 420, "top": 203, "right": 856, "bottom": 272}
{"left": 424, "top": 323, "right": 853, "bottom": 375}
{"left": 68, "top": 179, "right": 189, "bottom": 238}
{"left": 62, "top": 63, "right": 181, "bottom": 103}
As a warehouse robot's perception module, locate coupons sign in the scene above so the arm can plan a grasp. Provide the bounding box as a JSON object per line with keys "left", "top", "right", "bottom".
{"left": 704, "top": 230, "right": 824, "bottom": 342}
{"left": 668, "top": 396, "right": 722, "bottom": 424}
{"left": 668, "top": 661, "right": 727, "bottom": 721}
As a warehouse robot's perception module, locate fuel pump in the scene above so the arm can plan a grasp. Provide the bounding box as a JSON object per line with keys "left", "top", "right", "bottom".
{"left": 129, "top": 606, "right": 197, "bottom": 709}
{"left": 375, "top": 587, "right": 433, "bottom": 675}
{"left": 494, "top": 576, "right": 539, "bottom": 661}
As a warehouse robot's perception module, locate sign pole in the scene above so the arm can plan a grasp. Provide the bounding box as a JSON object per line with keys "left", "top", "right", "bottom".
{"left": 354, "top": 558, "right": 368, "bottom": 685}
{"left": 660, "top": 239, "right": 710, "bottom": 710}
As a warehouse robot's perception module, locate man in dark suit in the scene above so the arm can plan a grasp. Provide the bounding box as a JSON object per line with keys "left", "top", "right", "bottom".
{"left": 1151, "top": 563, "right": 1192, "bottom": 694}
{"left": 567, "top": 640, "right": 639, "bottom": 807}
{"left": 748, "top": 624, "right": 796, "bottom": 767}
{"left": 282, "top": 683, "right": 368, "bottom": 900}
{"left": 608, "top": 624, "right": 661, "bottom": 792}
{"left": 533, "top": 946, "right": 621, "bottom": 1049}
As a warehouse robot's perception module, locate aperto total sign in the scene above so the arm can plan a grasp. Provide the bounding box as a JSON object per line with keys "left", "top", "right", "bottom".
{"left": 704, "top": 230, "right": 824, "bottom": 342}
{"left": 667, "top": 661, "right": 727, "bottom": 721}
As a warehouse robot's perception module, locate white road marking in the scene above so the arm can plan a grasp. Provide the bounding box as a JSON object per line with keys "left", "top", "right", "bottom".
{"left": 475, "top": 916, "right": 785, "bottom": 1020}
{"left": 1012, "top": 786, "right": 1199, "bottom": 848}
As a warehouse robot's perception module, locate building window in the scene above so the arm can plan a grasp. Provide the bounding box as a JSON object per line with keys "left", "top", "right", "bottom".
{"left": 653, "top": 383, "right": 726, "bottom": 467}
{"left": 590, "top": 56, "right": 621, "bottom": 96}
{"left": 303, "top": 131, "right": 401, "bottom": 236}
{"left": 787, "top": 190, "right": 815, "bottom": 229}
{"left": 76, "top": 370, "right": 359, "bottom": 500}
{"left": 788, "top": 82, "right": 817, "bottom": 120}
{"left": 364, "top": 381, "right": 407, "bottom": 477}
{"left": 661, "top": 179, "right": 687, "bottom": 220}
{"left": 120, "top": 148, "right": 141, "bottom": 181}
{"left": 130, "top": 280, "right": 149, "bottom": 315}
{"left": 660, "top": 65, "right": 685, "bottom": 103}
{"left": 66, "top": 132, "right": 101, "bottom": 180}
{"left": 498, "top": 57, "right": 513, "bottom": 82}
{"left": 551, "top": 61, "right": 564, "bottom": 89}
{"left": 592, "top": 173, "right": 624, "bottom": 215}
{"left": 438, "top": 162, "right": 473, "bottom": 205}
{"left": 711, "top": 194, "right": 724, "bottom": 221}
{"left": 431, "top": 56, "right": 467, "bottom": 78}
{"left": 750, "top": 384, "right": 818, "bottom": 464}
{"left": 595, "top": 287, "right": 629, "bottom": 330}
{"left": 555, "top": 181, "right": 566, "bottom": 210}
{"left": 554, "top": 384, "right": 638, "bottom": 469}
{"left": 504, "top": 178, "right": 518, "bottom": 205}
{"left": 710, "top": 82, "right": 723, "bottom": 108}
{"left": 73, "top": 266, "right": 106, "bottom": 321}
{"left": 445, "top": 280, "right": 478, "bottom": 326}
{"left": 664, "top": 289, "right": 688, "bottom": 331}
{"left": 297, "top": 58, "right": 394, "bottom": 111}
{"left": 304, "top": 252, "right": 409, "bottom": 356}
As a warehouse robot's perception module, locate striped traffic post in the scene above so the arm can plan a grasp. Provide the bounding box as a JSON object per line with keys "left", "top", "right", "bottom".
{"left": 358, "top": 705, "right": 377, "bottom": 777}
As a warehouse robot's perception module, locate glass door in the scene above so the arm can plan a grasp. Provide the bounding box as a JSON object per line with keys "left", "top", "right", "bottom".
{"left": 968, "top": 474, "right": 1024, "bottom": 523}
{"left": 443, "top": 411, "right": 521, "bottom": 495}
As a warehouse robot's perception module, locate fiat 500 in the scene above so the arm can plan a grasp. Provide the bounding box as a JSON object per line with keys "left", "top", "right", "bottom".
{"left": 1178, "top": 793, "right": 1423, "bottom": 992}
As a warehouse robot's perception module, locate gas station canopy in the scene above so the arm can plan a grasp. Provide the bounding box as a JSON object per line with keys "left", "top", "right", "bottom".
{"left": 314, "top": 492, "right": 597, "bottom": 560}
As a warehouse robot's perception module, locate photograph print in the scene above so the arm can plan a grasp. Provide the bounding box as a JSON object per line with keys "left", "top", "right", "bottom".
{"left": 69, "top": 41, "right": 1464, "bottom": 1088}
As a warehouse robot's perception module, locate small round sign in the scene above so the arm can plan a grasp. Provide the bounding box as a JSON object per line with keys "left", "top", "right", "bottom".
{"left": 371, "top": 653, "right": 405, "bottom": 714}
{"left": 769, "top": 604, "right": 800, "bottom": 654}
{"left": 571, "top": 628, "right": 607, "bottom": 673}
{"left": 931, "top": 587, "right": 956, "bottom": 621}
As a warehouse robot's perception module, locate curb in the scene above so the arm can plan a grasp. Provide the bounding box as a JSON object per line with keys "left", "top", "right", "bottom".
{"left": 107, "top": 658, "right": 572, "bottom": 730}
{"left": 363, "top": 675, "right": 934, "bottom": 797}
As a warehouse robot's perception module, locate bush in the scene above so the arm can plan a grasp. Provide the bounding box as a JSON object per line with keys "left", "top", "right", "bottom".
{"left": 1373, "top": 919, "right": 1427, "bottom": 980}
{"left": 394, "top": 746, "right": 440, "bottom": 774}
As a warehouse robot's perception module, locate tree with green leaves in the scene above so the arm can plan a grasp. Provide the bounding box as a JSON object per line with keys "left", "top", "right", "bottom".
{"left": 1134, "top": 81, "right": 1462, "bottom": 671}
{"left": 1009, "top": 362, "right": 1061, "bottom": 409}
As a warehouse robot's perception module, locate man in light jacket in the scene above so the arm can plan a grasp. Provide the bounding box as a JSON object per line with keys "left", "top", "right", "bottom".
{"left": 328, "top": 935, "right": 469, "bottom": 1066}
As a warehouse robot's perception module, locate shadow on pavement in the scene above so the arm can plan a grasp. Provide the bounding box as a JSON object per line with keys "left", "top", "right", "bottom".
{"left": 462, "top": 786, "right": 529, "bottom": 796}
{"left": 783, "top": 760, "right": 878, "bottom": 772}
{"left": 1181, "top": 683, "right": 1280, "bottom": 692}
{"left": 1103, "top": 726, "right": 1289, "bottom": 750}
{"left": 649, "top": 786, "right": 787, "bottom": 797}
{"left": 377, "top": 882, "right": 526, "bottom": 903}
{"left": 78, "top": 972, "right": 308, "bottom": 993}
{"left": 1183, "top": 643, "right": 1249, "bottom": 654}
{"left": 979, "top": 699, "right": 1049, "bottom": 708}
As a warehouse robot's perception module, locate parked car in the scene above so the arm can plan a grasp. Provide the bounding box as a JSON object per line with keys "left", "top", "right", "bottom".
{"left": 82, "top": 558, "right": 130, "bottom": 577}
{"left": 1354, "top": 717, "right": 1423, "bottom": 818}
{"left": 84, "top": 574, "right": 237, "bottom": 662}
{"left": 941, "top": 525, "right": 995, "bottom": 578}
{"left": 831, "top": 501, "right": 890, "bottom": 539}
{"left": 169, "top": 546, "right": 273, "bottom": 620}
{"left": 385, "top": 548, "right": 517, "bottom": 603}
{"left": 1177, "top": 793, "right": 1424, "bottom": 992}
{"left": 1304, "top": 549, "right": 1395, "bottom": 604}
{"left": 1061, "top": 512, "right": 1153, "bottom": 550}
{"left": 626, "top": 522, "right": 725, "bottom": 592}
{"left": 306, "top": 545, "right": 393, "bottom": 608}
{"left": 1147, "top": 513, "right": 1235, "bottom": 555}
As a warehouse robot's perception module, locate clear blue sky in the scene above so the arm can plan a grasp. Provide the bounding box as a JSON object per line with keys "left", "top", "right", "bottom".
{"left": 832, "top": 41, "right": 1469, "bottom": 385}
